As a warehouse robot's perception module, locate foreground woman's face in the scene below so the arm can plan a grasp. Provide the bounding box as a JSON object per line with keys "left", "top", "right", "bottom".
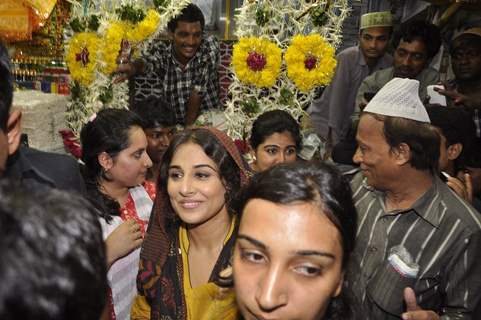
{"left": 233, "top": 199, "right": 344, "bottom": 320}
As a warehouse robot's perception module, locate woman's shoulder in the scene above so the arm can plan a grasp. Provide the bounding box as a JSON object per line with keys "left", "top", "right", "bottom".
{"left": 143, "top": 181, "right": 157, "bottom": 199}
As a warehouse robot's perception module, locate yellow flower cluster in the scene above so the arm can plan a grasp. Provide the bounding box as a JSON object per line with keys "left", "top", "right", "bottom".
{"left": 127, "top": 9, "right": 160, "bottom": 42}
{"left": 102, "top": 21, "right": 127, "bottom": 75}
{"left": 285, "top": 34, "right": 337, "bottom": 92}
{"left": 66, "top": 32, "right": 100, "bottom": 86}
{"left": 67, "top": 9, "right": 161, "bottom": 80}
{"left": 232, "top": 37, "right": 282, "bottom": 88}
{"left": 102, "top": 9, "right": 161, "bottom": 75}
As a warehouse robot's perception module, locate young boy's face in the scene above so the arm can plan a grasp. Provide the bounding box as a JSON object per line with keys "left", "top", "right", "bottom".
{"left": 145, "top": 126, "right": 176, "bottom": 163}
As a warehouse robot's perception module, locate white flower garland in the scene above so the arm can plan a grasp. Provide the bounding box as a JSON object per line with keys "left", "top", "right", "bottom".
{"left": 64, "top": 0, "right": 350, "bottom": 142}
{"left": 224, "top": 0, "right": 350, "bottom": 141}
{"left": 65, "top": 0, "right": 192, "bottom": 135}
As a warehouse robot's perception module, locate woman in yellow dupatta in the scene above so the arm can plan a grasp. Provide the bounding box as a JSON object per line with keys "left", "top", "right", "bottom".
{"left": 131, "top": 127, "right": 249, "bottom": 320}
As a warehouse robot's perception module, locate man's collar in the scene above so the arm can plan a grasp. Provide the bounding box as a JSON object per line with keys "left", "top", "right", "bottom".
{"left": 357, "top": 46, "right": 368, "bottom": 67}
{"left": 6, "top": 147, "right": 56, "bottom": 188}
{"left": 405, "top": 177, "right": 442, "bottom": 227}
{"left": 362, "top": 175, "right": 442, "bottom": 228}
{"left": 415, "top": 67, "right": 430, "bottom": 81}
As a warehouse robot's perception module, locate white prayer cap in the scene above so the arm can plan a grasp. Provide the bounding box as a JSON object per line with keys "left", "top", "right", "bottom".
{"left": 364, "top": 78, "right": 431, "bottom": 123}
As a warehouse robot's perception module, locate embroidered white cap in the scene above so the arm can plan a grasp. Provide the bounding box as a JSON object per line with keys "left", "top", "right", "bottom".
{"left": 359, "top": 11, "right": 393, "bottom": 30}
{"left": 364, "top": 77, "right": 431, "bottom": 123}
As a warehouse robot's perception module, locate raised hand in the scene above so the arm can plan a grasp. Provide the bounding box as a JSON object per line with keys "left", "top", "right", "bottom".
{"left": 434, "top": 86, "right": 481, "bottom": 108}
{"left": 446, "top": 172, "right": 473, "bottom": 203}
{"left": 105, "top": 219, "right": 143, "bottom": 269}
{"left": 402, "top": 287, "right": 439, "bottom": 320}
{"left": 112, "top": 62, "right": 135, "bottom": 83}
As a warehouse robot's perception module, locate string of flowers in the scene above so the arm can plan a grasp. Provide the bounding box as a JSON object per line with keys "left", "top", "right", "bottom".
{"left": 224, "top": 0, "right": 350, "bottom": 141}
{"left": 100, "top": 21, "right": 126, "bottom": 75}
{"left": 64, "top": 0, "right": 190, "bottom": 135}
{"left": 101, "top": 9, "right": 161, "bottom": 75}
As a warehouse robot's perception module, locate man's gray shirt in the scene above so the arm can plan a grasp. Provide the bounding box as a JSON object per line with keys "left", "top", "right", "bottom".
{"left": 348, "top": 172, "right": 481, "bottom": 319}
{"left": 308, "top": 46, "right": 392, "bottom": 144}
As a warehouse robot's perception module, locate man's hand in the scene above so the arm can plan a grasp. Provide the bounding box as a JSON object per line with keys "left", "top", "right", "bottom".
{"left": 434, "top": 86, "right": 468, "bottom": 104}
{"left": 444, "top": 171, "right": 473, "bottom": 203}
{"left": 113, "top": 62, "right": 136, "bottom": 83}
{"left": 402, "top": 287, "right": 440, "bottom": 320}
{"left": 434, "top": 86, "right": 481, "bottom": 108}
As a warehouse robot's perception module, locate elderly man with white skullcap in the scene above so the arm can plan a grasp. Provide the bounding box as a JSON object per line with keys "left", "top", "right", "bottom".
{"left": 348, "top": 77, "right": 481, "bottom": 320}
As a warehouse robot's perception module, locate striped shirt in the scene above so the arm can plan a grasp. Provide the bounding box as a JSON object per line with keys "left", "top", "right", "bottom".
{"left": 348, "top": 172, "right": 481, "bottom": 319}
{"left": 141, "top": 35, "right": 220, "bottom": 125}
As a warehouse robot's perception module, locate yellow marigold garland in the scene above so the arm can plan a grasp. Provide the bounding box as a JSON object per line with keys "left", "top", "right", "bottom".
{"left": 232, "top": 37, "right": 282, "bottom": 88}
{"left": 66, "top": 32, "right": 101, "bottom": 86}
{"left": 127, "top": 9, "right": 160, "bottom": 42}
{"left": 102, "top": 9, "right": 160, "bottom": 75}
{"left": 102, "top": 21, "right": 127, "bottom": 75}
{"left": 285, "top": 34, "right": 337, "bottom": 92}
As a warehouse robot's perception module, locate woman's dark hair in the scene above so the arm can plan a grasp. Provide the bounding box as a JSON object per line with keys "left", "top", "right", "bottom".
{"left": 392, "top": 20, "right": 441, "bottom": 60}
{"left": 236, "top": 161, "right": 357, "bottom": 320}
{"left": 250, "top": 110, "right": 302, "bottom": 150}
{"left": 238, "top": 161, "right": 356, "bottom": 267}
{"left": 158, "top": 128, "right": 242, "bottom": 223}
{"left": 365, "top": 112, "right": 440, "bottom": 173}
{"left": 80, "top": 108, "right": 144, "bottom": 222}
{"left": 167, "top": 3, "right": 205, "bottom": 33}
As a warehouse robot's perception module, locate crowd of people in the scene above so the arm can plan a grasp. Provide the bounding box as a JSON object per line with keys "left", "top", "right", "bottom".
{"left": 1, "top": 3, "right": 481, "bottom": 320}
